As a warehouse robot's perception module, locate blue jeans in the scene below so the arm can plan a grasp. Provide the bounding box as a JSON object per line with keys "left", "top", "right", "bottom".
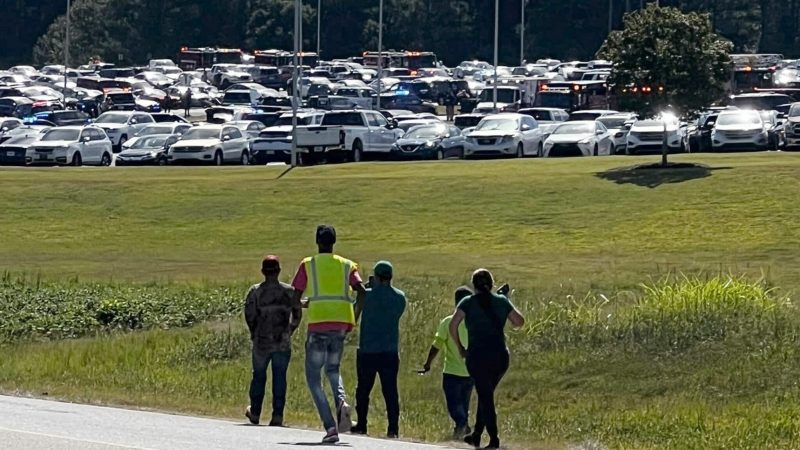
{"left": 249, "top": 349, "right": 291, "bottom": 419}
{"left": 443, "top": 373, "right": 474, "bottom": 429}
{"left": 305, "top": 331, "right": 347, "bottom": 431}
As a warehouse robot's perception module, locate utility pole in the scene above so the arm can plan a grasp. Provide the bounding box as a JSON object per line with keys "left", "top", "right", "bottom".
{"left": 290, "top": 0, "right": 301, "bottom": 167}
{"left": 520, "top": 0, "right": 525, "bottom": 66}
{"left": 609, "top": 0, "right": 613, "bottom": 33}
{"left": 64, "top": 0, "right": 70, "bottom": 96}
{"left": 316, "top": 0, "right": 321, "bottom": 57}
{"left": 377, "top": 0, "right": 384, "bottom": 109}
{"left": 493, "top": 0, "right": 498, "bottom": 111}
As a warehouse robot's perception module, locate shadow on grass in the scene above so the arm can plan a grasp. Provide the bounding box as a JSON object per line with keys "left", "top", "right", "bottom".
{"left": 596, "top": 162, "right": 732, "bottom": 188}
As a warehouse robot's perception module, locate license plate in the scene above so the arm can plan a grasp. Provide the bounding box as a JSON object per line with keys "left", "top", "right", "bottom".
{"left": 6, "top": 151, "right": 14, "bottom": 157}
{"left": 266, "top": 151, "right": 274, "bottom": 155}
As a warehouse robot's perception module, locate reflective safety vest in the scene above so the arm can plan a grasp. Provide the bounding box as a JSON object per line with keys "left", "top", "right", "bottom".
{"left": 304, "top": 254, "right": 356, "bottom": 328}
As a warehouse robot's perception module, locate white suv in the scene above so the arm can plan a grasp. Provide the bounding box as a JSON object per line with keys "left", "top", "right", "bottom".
{"left": 464, "top": 113, "right": 544, "bottom": 158}
{"left": 626, "top": 117, "right": 684, "bottom": 155}
{"left": 168, "top": 124, "right": 251, "bottom": 165}
{"left": 93, "top": 111, "right": 155, "bottom": 150}
{"left": 711, "top": 110, "right": 768, "bottom": 151}
{"left": 27, "top": 126, "right": 113, "bottom": 166}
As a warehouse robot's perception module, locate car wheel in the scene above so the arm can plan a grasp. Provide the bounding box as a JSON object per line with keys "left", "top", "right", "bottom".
{"left": 158, "top": 156, "right": 167, "bottom": 166}
{"left": 352, "top": 140, "right": 363, "bottom": 163}
{"left": 593, "top": 145, "right": 598, "bottom": 156}
{"left": 71, "top": 152, "right": 82, "bottom": 166}
{"left": 100, "top": 152, "right": 112, "bottom": 166}
{"left": 214, "top": 150, "right": 223, "bottom": 166}
{"left": 516, "top": 143, "right": 524, "bottom": 158}
{"left": 436, "top": 148, "right": 444, "bottom": 160}
{"left": 240, "top": 151, "right": 250, "bottom": 165}
{"left": 537, "top": 143, "right": 543, "bottom": 158}
{"left": 119, "top": 134, "right": 128, "bottom": 150}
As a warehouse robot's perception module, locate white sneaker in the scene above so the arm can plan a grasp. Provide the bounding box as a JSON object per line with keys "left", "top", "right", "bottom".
{"left": 337, "top": 401, "right": 353, "bottom": 433}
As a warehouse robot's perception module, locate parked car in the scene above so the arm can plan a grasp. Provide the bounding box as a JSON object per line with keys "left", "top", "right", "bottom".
{"left": 378, "top": 93, "right": 437, "bottom": 114}
{"left": 0, "top": 124, "right": 51, "bottom": 144}
{"left": 453, "top": 113, "right": 486, "bottom": 130}
{"left": 626, "top": 117, "right": 685, "bottom": 155}
{"left": 597, "top": 113, "right": 638, "bottom": 154}
{"left": 251, "top": 111, "right": 325, "bottom": 164}
{"left": 335, "top": 86, "right": 377, "bottom": 109}
{"left": 758, "top": 109, "right": 785, "bottom": 149}
{"left": 711, "top": 110, "right": 768, "bottom": 152}
{"left": 121, "top": 123, "right": 192, "bottom": 151}
{"left": 464, "top": 113, "right": 544, "bottom": 158}
{"left": 93, "top": 111, "right": 155, "bottom": 150}
{"left": 568, "top": 109, "right": 618, "bottom": 121}
{"left": 0, "top": 118, "right": 23, "bottom": 140}
{"left": 30, "top": 110, "right": 91, "bottom": 127}
{"left": 294, "top": 110, "right": 404, "bottom": 163}
{"left": 390, "top": 123, "right": 464, "bottom": 160}
{"left": 685, "top": 112, "right": 719, "bottom": 153}
{"left": 168, "top": 124, "right": 251, "bottom": 165}
{"left": 27, "top": 126, "right": 113, "bottom": 166}
{"left": 116, "top": 134, "right": 179, "bottom": 166}
{"left": 150, "top": 113, "right": 189, "bottom": 124}
{"left": 542, "top": 120, "right": 614, "bottom": 157}
{"left": 783, "top": 102, "right": 800, "bottom": 150}
{"left": 0, "top": 132, "right": 46, "bottom": 165}
{"left": 0, "top": 96, "right": 34, "bottom": 118}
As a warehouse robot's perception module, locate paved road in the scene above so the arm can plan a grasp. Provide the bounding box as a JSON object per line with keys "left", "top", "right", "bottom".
{"left": 0, "top": 395, "right": 457, "bottom": 450}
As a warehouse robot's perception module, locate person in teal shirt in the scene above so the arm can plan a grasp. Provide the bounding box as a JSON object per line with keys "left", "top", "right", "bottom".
{"left": 450, "top": 269, "right": 525, "bottom": 450}
{"left": 419, "top": 286, "right": 475, "bottom": 439}
{"left": 351, "top": 261, "right": 406, "bottom": 438}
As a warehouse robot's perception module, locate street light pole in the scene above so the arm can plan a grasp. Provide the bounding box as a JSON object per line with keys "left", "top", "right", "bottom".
{"left": 520, "top": 0, "right": 525, "bottom": 66}
{"left": 608, "top": 0, "right": 613, "bottom": 33}
{"left": 493, "top": 0, "right": 498, "bottom": 111}
{"left": 377, "top": 0, "right": 383, "bottom": 110}
{"left": 290, "top": 0, "right": 301, "bottom": 167}
{"left": 64, "top": 0, "right": 70, "bottom": 96}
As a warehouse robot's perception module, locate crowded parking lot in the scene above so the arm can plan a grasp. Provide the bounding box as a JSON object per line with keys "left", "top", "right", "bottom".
{"left": 2, "top": 49, "right": 800, "bottom": 167}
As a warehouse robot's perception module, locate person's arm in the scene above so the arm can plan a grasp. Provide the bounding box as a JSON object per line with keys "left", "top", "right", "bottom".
{"left": 419, "top": 346, "right": 440, "bottom": 374}
{"left": 508, "top": 304, "right": 525, "bottom": 329}
{"left": 244, "top": 287, "right": 257, "bottom": 340}
{"left": 449, "top": 309, "right": 467, "bottom": 359}
{"left": 288, "top": 288, "right": 303, "bottom": 333}
{"left": 291, "top": 263, "right": 309, "bottom": 308}
{"left": 353, "top": 283, "right": 367, "bottom": 322}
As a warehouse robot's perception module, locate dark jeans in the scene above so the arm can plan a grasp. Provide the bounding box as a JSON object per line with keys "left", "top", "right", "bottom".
{"left": 355, "top": 351, "right": 400, "bottom": 434}
{"left": 249, "top": 348, "right": 291, "bottom": 419}
{"left": 442, "top": 373, "right": 474, "bottom": 429}
{"left": 466, "top": 348, "right": 510, "bottom": 444}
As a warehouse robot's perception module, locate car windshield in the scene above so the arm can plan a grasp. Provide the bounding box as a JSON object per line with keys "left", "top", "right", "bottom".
{"left": 182, "top": 128, "right": 220, "bottom": 140}
{"left": 131, "top": 136, "right": 168, "bottom": 149}
{"left": 716, "top": 113, "right": 761, "bottom": 126}
{"left": 553, "top": 123, "right": 594, "bottom": 135}
{"left": 41, "top": 129, "right": 80, "bottom": 141}
{"left": 570, "top": 112, "right": 601, "bottom": 121}
{"left": 275, "top": 116, "right": 315, "bottom": 126}
{"left": 598, "top": 117, "right": 629, "bottom": 128}
{"left": 95, "top": 113, "right": 129, "bottom": 124}
{"left": 108, "top": 94, "right": 135, "bottom": 103}
{"left": 475, "top": 118, "right": 518, "bottom": 132}
{"left": 138, "top": 126, "right": 172, "bottom": 136}
{"left": 405, "top": 126, "right": 445, "bottom": 139}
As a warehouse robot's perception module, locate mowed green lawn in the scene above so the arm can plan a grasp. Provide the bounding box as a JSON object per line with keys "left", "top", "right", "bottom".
{"left": 3, "top": 154, "right": 800, "bottom": 450}
{"left": 1, "top": 153, "right": 799, "bottom": 289}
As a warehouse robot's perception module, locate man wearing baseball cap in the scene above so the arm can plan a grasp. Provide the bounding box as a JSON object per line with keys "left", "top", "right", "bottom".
{"left": 244, "top": 255, "right": 302, "bottom": 427}
{"left": 292, "top": 225, "right": 367, "bottom": 444}
{"left": 350, "top": 261, "right": 406, "bottom": 438}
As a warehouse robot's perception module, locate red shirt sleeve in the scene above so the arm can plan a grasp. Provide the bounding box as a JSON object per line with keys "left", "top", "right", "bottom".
{"left": 349, "top": 267, "right": 363, "bottom": 287}
{"left": 291, "top": 263, "right": 308, "bottom": 292}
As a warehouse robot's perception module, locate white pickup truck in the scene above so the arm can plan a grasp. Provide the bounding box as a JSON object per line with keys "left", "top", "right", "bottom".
{"left": 295, "top": 110, "right": 404, "bottom": 163}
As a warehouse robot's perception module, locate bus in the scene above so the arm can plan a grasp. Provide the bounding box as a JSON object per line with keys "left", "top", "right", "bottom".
{"left": 177, "top": 47, "right": 243, "bottom": 70}
{"left": 730, "top": 53, "right": 783, "bottom": 93}
{"left": 534, "top": 80, "right": 610, "bottom": 112}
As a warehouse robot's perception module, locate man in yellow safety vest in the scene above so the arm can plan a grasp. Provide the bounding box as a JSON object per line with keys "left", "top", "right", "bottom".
{"left": 292, "top": 225, "right": 367, "bottom": 444}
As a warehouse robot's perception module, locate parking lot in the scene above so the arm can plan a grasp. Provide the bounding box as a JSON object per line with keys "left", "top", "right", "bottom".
{"left": 2, "top": 51, "right": 798, "bottom": 168}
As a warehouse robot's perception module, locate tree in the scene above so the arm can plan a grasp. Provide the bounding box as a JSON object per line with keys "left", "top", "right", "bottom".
{"left": 598, "top": 5, "right": 732, "bottom": 119}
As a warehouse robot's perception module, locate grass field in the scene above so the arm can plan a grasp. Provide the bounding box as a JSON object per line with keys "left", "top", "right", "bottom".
{"left": 3, "top": 153, "right": 800, "bottom": 449}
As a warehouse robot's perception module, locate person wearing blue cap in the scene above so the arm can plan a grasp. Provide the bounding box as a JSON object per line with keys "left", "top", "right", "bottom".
{"left": 350, "top": 260, "right": 406, "bottom": 438}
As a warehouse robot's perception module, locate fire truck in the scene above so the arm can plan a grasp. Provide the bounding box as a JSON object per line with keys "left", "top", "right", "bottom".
{"left": 177, "top": 47, "right": 243, "bottom": 70}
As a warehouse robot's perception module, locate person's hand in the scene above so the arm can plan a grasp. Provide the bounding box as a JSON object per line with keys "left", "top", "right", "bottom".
{"left": 417, "top": 363, "right": 431, "bottom": 375}
{"left": 458, "top": 346, "right": 468, "bottom": 360}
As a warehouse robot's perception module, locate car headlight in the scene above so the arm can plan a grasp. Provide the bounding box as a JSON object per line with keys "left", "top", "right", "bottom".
{"left": 578, "top": 138, "right": 592, "bottom": 145}
{"left": 423, "top": 140, "right": 437, "bottom": 148}
{"left": 500, "top": 136, "right": 514, "bottom": 144}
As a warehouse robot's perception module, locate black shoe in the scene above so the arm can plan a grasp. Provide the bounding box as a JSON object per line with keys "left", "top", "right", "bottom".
{"left": 484, "top": 440, "right": 500, "bottom": 449}
{"left": 350, "top": 423, "right": 367, "bottom": 435}
{"left": 387, "top": 432, "right": 399, "bottom": 439}
{"left": 244, "top": 406, "right": 259, "bottom": 425}
{"left": 268, "top": 415, "right": 283, "bottom": 427}
{"left": 464, "top": 432, "right": 481, "bottom": 448}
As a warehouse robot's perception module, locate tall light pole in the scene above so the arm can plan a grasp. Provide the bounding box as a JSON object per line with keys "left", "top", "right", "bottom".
{"left": 493, "top": 0, "right": 498, "bottom": 111}
{"left": 64, "top": 0, "right": 71, "bottom": 96}
{"left": 520, "top": 0, "right": 525, "bottom": 66}
{"left": 377, "top": 0, "right": 384, "bottom": 109}
{"left": 316, "top": 0, "right": 321, "bottom": 57}
{"left": 290, "top": 0, "right": 301, "bottom": 167}
{"left": 608, "top": 0, "right": 613, "bottom": 33}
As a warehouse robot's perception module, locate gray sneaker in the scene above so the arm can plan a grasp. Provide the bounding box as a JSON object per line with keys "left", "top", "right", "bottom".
{"left": 322, "top": 427, "right": 340, "bottom": 444}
